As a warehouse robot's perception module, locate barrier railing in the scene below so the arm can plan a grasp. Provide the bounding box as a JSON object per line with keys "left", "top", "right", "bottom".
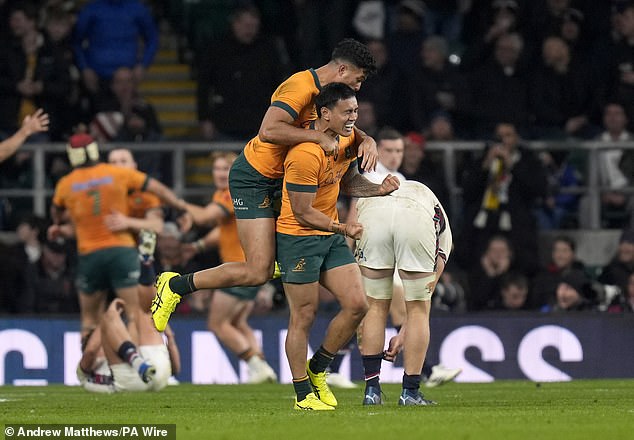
{"left": 1, "top": 140, "right": 633, "bottom": 229}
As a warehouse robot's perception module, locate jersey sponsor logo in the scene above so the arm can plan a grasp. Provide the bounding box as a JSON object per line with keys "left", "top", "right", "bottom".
{"left": 291, "top": 258, "right": 306, "bottom": 272}
{"left": 258, "top": 196, "right": 271, "bottom": 209}
{"left": 233, "top": 198, "right": 244, "bottom": 207}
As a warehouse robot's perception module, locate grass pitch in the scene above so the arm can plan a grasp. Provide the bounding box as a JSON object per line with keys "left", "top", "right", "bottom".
{"left": 2, "top": 380, "right": 633, "bottom": 440}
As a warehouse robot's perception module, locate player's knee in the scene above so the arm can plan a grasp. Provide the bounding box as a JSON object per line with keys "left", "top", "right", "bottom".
{"left": 290, "top": 304, "right": 317, "bottom": 329}
{"left": 243, "top": 262, "right": 274, "bottom": 285}
{"left": 346, "top": 295, "right": 369, "bottom": 320}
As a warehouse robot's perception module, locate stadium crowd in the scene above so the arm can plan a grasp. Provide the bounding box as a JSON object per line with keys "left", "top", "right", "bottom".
{"left": 0, "top": 0, "right": 633, "bottom": 319}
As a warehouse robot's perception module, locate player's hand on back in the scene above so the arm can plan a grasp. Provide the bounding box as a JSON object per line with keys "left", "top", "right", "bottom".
{"left": 104, "top": 210, "right": 130, "bottom": 231}
{"left": 357, "top": 136, "right": 378, "bottom": 172}
{"left": 379, "top": 174, "right": 400, "bottom": 195}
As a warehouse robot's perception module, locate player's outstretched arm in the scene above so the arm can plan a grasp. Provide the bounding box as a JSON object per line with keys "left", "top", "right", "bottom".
{"left": 146, "top": 178, "right": 187, "bottom": 212}
{"left": 184, "top": 202, "right": 227, "bottom": 228}
{"left": 340, "top": 163, "right": 400, "bottom": 197}
{"left": 0, "top": 109, "right": 49, "bottom": 163}
{"left": 258, "top": 106, "right": 338, "bottom": 154}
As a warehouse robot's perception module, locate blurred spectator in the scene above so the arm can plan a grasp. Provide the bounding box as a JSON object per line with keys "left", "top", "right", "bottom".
{"left": 408, "top": 35, "right": 465, "bottom": 132}
{"left": 530, "top": 36, "right": 599, "bottom": 140}
{"left": 598, "top": 228, "right": 634, "bottom": 295}
{"left": 596, "top": 102, "right": 633, "bottom": 228}
{"left": 398, "top": 131, "right": 449, "bottom": 214}
{"left": 43, "top": 6, "right": 82, "bottom": 139}
{"left": 21, "top": 239, "right": 79, "bottom": 313}
{"left": 466, "top": 235, "right": 515, "bottom": 311}
{"left": 294, "top": 0, "right": 355, "bottom": 68}
{"left": 536, "top": 149, "right": 582, "bottom": 229}
{"left": 559, "top": 8, "right": 591, "bottom": 63}
{"left": 387, "top": 0, "right": 427, "bottom": 77}
{"left": 460, "top": 0, "right": 521, "bottom": 72}
{"left": 73, "top": 0, "right": 158, "bottom": 95}
{"left": 92, "top": 66, "right": 162, "bottom": 142}
{"left": 432, "top": 264, "right": 468, "bottom": 312}
{"left": 457, "top": 122, "right": 547, "bottom": 276}
{"left": 91, "top": 66, "right": 165, "bottom": 180}
{"left": 355, "top": 100, "right": 379, "bottom": 139}
{"left": 526, "top": 0, "right": 574, "bottom": 47}
{"left": 463, "top": 33, "right": 530, "bottom": 138}
{"left": 425, "top": 110, "right": 456, "bottom": 141}
{"left": 197, "top": 5, "right": 288, "bottom": 141}
{"left": 542, "top": 269, "right": 596, "bottom": 312}
{"left": 356, "top": 39, "right": 402, "bottom": 130}
{"left": 14, "top": 214, "right": 47, "bottom": 265}
{"left": 0, "top": 1, "right": 72, "bottom": 140}
{"left": 423, "top": 0, "right": 470, "bottom": 46}
{"left": 491, "top": 271, "right": 530, "bottom": 311}
{"left": 607, "top": 272, "right": 634, "bottom": 312}
{"left": 531, "top": 235, "right": 587, "bottom": 310}
{"left": 606, "top": 3, "right": 634, "bottom": 132}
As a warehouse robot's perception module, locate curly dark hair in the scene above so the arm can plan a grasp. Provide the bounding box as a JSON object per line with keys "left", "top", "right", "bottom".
{"left": 331, "top": 38, "right": 377, "bottom": 76}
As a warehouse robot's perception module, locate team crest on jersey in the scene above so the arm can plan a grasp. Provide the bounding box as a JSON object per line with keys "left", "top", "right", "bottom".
{"left": 344, "top": 147, "right": 352, "bottom": 159}
{"left": 292, "top": 258, "right": 306, "bottom": 272}
{"left": 258, "top": 196, "right": 271, "bottom": 209}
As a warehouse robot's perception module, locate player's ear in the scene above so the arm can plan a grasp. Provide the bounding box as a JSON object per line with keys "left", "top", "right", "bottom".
{"left": 337, "top": 63, "right": 347, "bottom": 77}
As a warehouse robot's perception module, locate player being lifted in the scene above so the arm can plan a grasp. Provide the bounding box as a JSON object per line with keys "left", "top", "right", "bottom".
{"left": 151, "top": 39, "right": 379, "bottom": 331}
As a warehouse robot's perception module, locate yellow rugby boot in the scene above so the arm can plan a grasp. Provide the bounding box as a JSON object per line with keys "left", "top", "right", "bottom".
{"left": 151, "top": 272, "right": 182, "bottom": 331}
{"left": 294, "top": 392, "right": 335, "bottom": 411}
{"left": 306, "top": 360, "right": 338, "bottom": 407}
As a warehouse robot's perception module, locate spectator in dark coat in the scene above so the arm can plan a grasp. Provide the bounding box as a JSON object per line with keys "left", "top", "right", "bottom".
{"left": 457, "top": 122, "right": 548, "bottom": 276}
{"left": 531, "top": 235, "right": 587, "bottom": 309}
{"left": 599, "top": 229, "right": 634, "bottom": 295}
{"left": 530, "top": 36, "right": 599, "bottom": 140}
{"left": 197, "top": 5, "right": 289, "bottom": 141}
{"left": 0, "top": 1, "right": 72, "bottom": 139}
{"left": 463, "top": 33, "right": 530, "bottom": 138}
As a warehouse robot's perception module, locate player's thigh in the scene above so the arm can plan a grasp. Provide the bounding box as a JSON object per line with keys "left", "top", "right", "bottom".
{"left": 393, "top": 208, "right": 437, "bottom": 273}
{"left": 320, "top": 236, "right": 366, "bottom": 309}
{"left": 236, "top": 218, "right": 276, "bottom": 267}
{"left": 78, "top": 290, "right": 106, "bottom": 323}
{"left": 229, "top": 152, "right": 282, "bottom": 220}
{"left": 355, "top": 205, "right": 395, "bottom": 269}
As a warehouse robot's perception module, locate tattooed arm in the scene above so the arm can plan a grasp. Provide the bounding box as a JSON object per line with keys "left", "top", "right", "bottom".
{"left": 339, "top": 162, "right": 400, "bottom": 197}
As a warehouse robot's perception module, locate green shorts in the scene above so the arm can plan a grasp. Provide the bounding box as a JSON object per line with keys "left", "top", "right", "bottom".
{"left": 76, "top": 247, "right": 140, "bottom": 294}
{"left": 276, "top": 233, "right": 355, "bottom": 284}
{"left": 229, "top": 152, "right": 282, "bottom": 219}
{"left": 218, "top": 285, "right": 260, "bottom": 301}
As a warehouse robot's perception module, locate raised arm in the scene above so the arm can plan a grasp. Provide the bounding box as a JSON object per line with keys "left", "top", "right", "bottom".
{"left": 145, "top": 178, "right": 187, "bottom": 212}
{"left": 258, "top": 106, "right": 337, "bottom": 154}
{"left": 339, "top": 162, "right": 400, "bottom": 197}
{"left": 104, "top": 207, "right": 164, "bottom": 234}
{"left": 0, "top": 109, "right": 49, "bottom": 163}
{"left": 184, "top": 202, "right": 228, "bottom": 228}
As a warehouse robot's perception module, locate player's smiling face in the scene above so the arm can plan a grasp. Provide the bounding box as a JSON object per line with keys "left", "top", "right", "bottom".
{"left": 325, "top": 97, "right": 358, "bottom": 136}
